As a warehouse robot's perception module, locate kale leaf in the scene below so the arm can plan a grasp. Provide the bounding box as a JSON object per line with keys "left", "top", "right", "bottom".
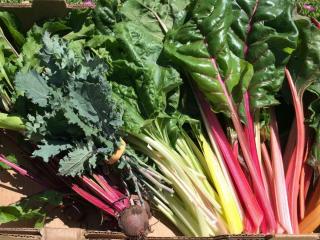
{"left": 14, "top": 33, "right": 123, "bottom": 176}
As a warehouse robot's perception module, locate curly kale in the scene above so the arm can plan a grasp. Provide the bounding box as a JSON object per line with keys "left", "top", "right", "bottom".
{"left": 14, "top": 32, "right": 123, "bottom": 176}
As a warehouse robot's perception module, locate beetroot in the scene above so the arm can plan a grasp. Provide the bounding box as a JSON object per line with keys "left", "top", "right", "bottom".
{"left": 131, "top": 195, "right": 152, "bottom": 219}
{"left": 118, "top": 205, "right": 150, "bottom": 237}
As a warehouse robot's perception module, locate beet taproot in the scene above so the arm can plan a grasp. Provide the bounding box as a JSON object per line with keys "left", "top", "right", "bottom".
{"left": 118, "top": 205, "right": 150, "bottom": 237}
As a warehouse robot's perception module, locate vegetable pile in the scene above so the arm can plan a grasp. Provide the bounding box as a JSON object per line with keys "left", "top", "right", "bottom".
{"left": 0, "top": 0, "right": 319, "bottom": 237}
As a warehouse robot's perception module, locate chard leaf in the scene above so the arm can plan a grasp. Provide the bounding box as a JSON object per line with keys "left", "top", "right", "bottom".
{"left": 59, "top": 142, "right": 97, "bottom": 177}
{"left": 15, "top": 70, "right": 51, "bottom": 107}
{"left": 163, "top": 0, "right": 254, "bottom": 117}
{"left": 105, "top": 2, "right": 185, "bottom": 122}
{"left": 120, "top": 0, "right": 190, "bottom": 35}
{"left": 287, "top": 19, "right": 320, "bottom": 95}
{"left": 0, "top": 12, "right": 25, "bottom": 46}
{"left": 308, "top": 98, "right": 320, "bottom": 170}
{"left": 32, "top": 141, "right": 72, "bottom": 162}
{"left": 94, "top": 0, "right": 120, "bottom": 34}
{"left": 228, "top": 0, "right": 298, "bottom": 109}
{"left": 0, "top": 191, "right": 63, "bottom": 227}
{"left": 286, "top": 19, "right": 320, "bottom": 170}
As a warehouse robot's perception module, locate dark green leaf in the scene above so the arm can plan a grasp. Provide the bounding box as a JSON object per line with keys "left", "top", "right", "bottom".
{"left": 0, "top": 12, "right": 25, "bottom": 46}
{"left": 287, "top": 19, "right": 320, "bottom": 95}
{"left": 228, "top": 0, "right": 298, "bottom": 109}
{"left": 163, "top": 0, "right": 254, "bottom": 117}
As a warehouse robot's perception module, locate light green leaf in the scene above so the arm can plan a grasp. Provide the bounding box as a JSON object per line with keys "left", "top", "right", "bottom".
{"left": 32, "top": 141, "right": 72, "bottom": 162}
{"left": 0, "top": 154, "right": 17, "bottom": 169}
{"left": 59, "top": 142, "right": 96, "bottom": 177}
{"left": 15, "top": 70, "right": 51, "bottom": 107}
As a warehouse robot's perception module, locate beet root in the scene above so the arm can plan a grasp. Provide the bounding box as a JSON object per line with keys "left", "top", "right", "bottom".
{"left": 118, "top": 205, "right": 150, "bottom": 237}
{"left": 130, "top": 195, "right": 152, "bottom": 219}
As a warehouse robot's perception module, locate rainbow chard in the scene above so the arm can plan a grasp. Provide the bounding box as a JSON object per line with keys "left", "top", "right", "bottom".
{"left": 228, "top": 0, "right": 298, "bottom": 233}
{"left": 163, "top": 0, "right": 298, "bottom": 233}
{"left": 285, "top": 17, "right": 320, "bottom": 232}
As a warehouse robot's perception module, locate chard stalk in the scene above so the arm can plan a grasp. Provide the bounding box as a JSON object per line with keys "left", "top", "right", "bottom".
{"left": 303, "top": 166, "right": 313, "bottom": 200}
{"left": 299, "top": 200, "right": 320, "bottom": 233}
{"left": 270, "top": 110, "right": 293, "bottom": 233}
{"left": 207, "top": 56, "right": 276, "bottom": 231}
{"left": 285, "top": 68, "right": 306, "bottom": 233}
{"left": 197, "top": 133, "right": 243, "bottom": 234}
{"left": 194, "top": 90, "right": 263, "bottom": 230}
{"left": 284, "top": 121, "right": 297, "bottom": 172}
{"left": 299, "top": 134, "right": 312, "bottom": 219}
{"left": 244, "top": 93, "right": 263, "bottom": 184}
{"left": 306, "top": 179, "right": 320, "bottom": 216}
{"left": 152, "top": 196, "right": 193, "bottom": 236}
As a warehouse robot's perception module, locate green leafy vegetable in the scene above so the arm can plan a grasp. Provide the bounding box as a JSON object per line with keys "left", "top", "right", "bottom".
{"left": 14, "top": 33, "right": 123, "bottom": 176}
{"left": 0, "top": 190, "right": 63, "bottom": 228}
{"left": 0, "top": 154, "right": 17, "bottom": 169}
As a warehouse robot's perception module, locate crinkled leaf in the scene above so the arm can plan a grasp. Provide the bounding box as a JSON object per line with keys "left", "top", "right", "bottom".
{"left": 32, "top": 141, "right": 72, "bottom": 162}
{"left": 59, "top": 142, "right": 97, "bottom": 177}
{"left": 287, "top": 19, "right": 320, "bottom": 95}
{"left": 93, "top": 0, "right": 120, "bottom": 34}
{"left": 15, "top": 70, "right": 51, "bottom": 107}
{"left": 107, "top": 17, "right": 183, "bottom": 119}
{"left": 68, "top": 82, "right": 99, "bottom": 124}
{"left": 228, "top": 0, "right": 298, "bottom": 109}
{"left": 120, "top": 0, "right": 190, "bottom": 36}
{"left": 15, "top": 34, "right": 122, "bottom": 176}
{"left": 163, "top": 0, "right": 253, "bottom": 117}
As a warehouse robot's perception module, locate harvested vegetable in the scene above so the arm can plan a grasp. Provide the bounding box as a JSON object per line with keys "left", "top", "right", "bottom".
{"left": 0, "top": 0, "right": 319, "bottom": 236}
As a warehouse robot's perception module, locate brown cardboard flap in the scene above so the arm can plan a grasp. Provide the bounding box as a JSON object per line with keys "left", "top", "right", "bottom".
{"left": 272, "top": 234, "right": 319, "bottom": 240}
{"left": 1, "top": 229, "right": 319, "bottom": 240}
{"left": 40, "top": 228, "right": 85, "bottom": 240}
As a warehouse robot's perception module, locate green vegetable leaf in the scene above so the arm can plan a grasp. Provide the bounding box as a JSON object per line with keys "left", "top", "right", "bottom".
{"left": 15, "top": 34, "right": 122, "bottom": 176}
{"left": 0, "top": 12, "right": 25, "bottom": 46}
{"left": 0, "top": 191, "right": 63, "bottom": 227}
{"left": 287, "top": 19, "right": 320, "bottom": 95}
{"left": 93, "top": 0, "right": 120, "bottom": 34}
{"left": 15, "top": 70, "right": 51, "bottom": 107}
{"left": 308, "top": 98, "right": 320, "bottom": 171}
{"left": 59, "top": 142, "right": 97, "bottom": 177}
{"left": 120, "top": 0, "right": 190, "bottom": 35}
{"left": 105, "top": 1, "right": 185, "bottom": 121}
{"left": 0, "top": 154, "right": 17, "bottom": 169}
{"left": 32, "top": 141, "right": 72, "bottom": 162}
{"left": 163, "top": 0, "right": 254, "bottom": 117}
{"left": 228, "top": 0, "right": 298, "bottom": 109}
